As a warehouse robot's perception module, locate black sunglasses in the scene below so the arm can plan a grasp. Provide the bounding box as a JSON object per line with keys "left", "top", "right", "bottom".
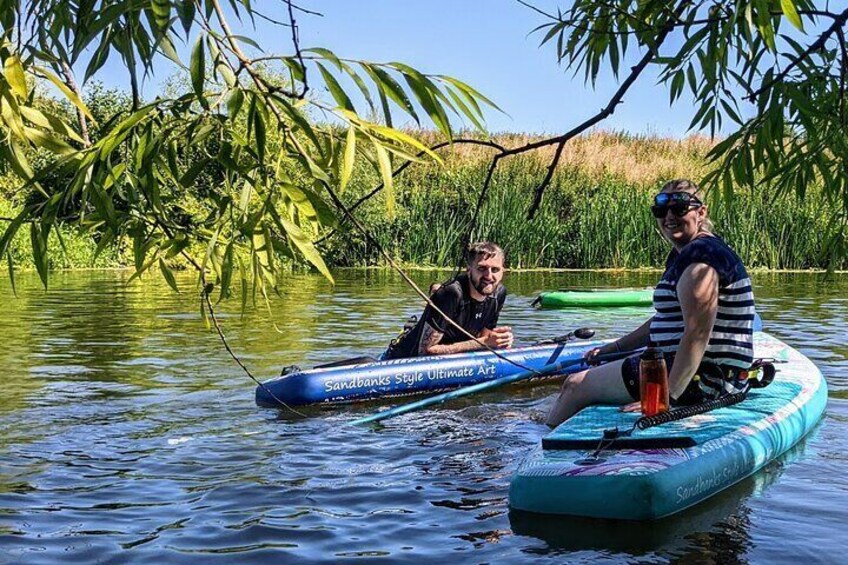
{"left": 651, "top": 192, "right": 702, "bottom": 218}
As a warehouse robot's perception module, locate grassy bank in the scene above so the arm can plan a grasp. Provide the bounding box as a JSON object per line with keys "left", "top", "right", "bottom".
{"left": 1, "top": 130, "right": 839, "bottom": 273}
{"left": 320, "top": 131, "right": 834, "bottom": 270}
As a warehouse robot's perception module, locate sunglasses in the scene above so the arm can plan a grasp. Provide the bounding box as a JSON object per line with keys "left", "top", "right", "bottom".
{"left": 651, "top": 192, "right": 702, "bottom": 218}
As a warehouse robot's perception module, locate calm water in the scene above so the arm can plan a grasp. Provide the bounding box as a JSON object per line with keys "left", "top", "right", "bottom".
{"left": 0, "top": 269, "right": 846, "bottom": 564}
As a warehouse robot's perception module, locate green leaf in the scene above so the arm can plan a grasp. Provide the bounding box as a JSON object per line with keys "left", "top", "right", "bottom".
{"left": 180, "top": 157, "right": 211, "bottom": 187}
{"left": 340, "top": 126, "right": 356, "bottom": 192}
{"left": 227, "top": 88, "right": 245, "bottom": 117}
{"left": 32, "top": 66, "right": 94, "bottom": 121}
{"left": 436, "top": 75, "right": 501, "bottom": 113}
{"left": 780, "top": 0, "right": 804, "bottom": 32}
{"left": 23, "top": 126, "right": 74, "bottom": 154}
{"left": 362, "top": 64, "right": 419, "bottom": 123}
{"left": 305, "top": 47, "right": 342, "bottom": 70}
{"left": 373, "top": 141, "right": 394, "bottom": 218}
{"left": 444, "top": 86, "right": 485, "bottom": 132}
{"left": 191, "top": 35, "right": 206, "bottom": 106}
{"left": 278, "top": 215, "right": 334, "bottom": 283}
{"left": 176, "top": 0, "right": 196, "bottom": 35}
{"left": 283, "top": 57, "right": 306, "bottom": 83}
{"left": 159, "top": 258, "right": 179, "bottom": 292}
{"left": 219, "top": 242, "right": 234, "bottom": 300}
{"left": 151, "top": 0, "right": 172, "bottom": 31}
{"left": 392, "top": 64, "right": 452, "bottom": 137}
{"left": 341, "top": 62, "right": 376, "bottom": 114}
{"left": 238, "top": 178, "right": 253, "bottom": 217}
{"left": 0, "top": 210, "right": 26, "bottom": 258}
{"left": 4, "top": 54, "right": 28, "bottom": 98}
{"left": 6, "top": 251, "right": 16, "bottom": 297}
{"left": 19, "top": 106, "right": 86, "bottom": 144}
{"left": 254, "top": 107, "right": 266, "bottom": 162}
{"left": 30, "top": 221, "right": 51, "bottom": 289}
{"left": 84, "top": 32, "right": 112, "bottom": 83}
{"left": 316, "top": 62, "right": 354, "bottom": 111}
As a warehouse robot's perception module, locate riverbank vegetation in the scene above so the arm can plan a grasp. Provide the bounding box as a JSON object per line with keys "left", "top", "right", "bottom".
{"left": 2, "top": 125, "right": 837, "bottom": 272}
{"left": 3, "top": 1, "right": 847, "bottom": 290}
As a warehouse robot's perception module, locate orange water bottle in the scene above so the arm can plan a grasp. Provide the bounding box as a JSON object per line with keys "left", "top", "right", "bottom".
{"left": 639, "top": 348, "right": 669, "bottom": 417}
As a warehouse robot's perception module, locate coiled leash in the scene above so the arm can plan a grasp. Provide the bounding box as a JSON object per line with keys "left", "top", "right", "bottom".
{"left": 582, "top": 359, "right": 779, "bottom": 461}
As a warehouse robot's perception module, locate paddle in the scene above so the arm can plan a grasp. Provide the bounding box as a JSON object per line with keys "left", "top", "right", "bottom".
{"left": 349, "top": 348, "right": 638, "bottom": 426}
{"left": 534, "top": 327, "right": 595, "bottom": 346}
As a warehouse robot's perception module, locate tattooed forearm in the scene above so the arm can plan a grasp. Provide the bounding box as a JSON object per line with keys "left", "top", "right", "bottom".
{"left": 418, "top": 323, "right": 445, "bottom": 356}
{"left": 418, "top": 323, "right": 490, "bottom": 356}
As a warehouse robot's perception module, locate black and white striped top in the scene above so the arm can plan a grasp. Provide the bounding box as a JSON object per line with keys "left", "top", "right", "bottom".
{"left": 650, "top": 235, "right": 755, "bottom": 369}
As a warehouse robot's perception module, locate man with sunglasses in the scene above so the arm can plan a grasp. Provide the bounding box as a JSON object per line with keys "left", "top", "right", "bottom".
{"left": 546, "top": 179, "right": 756, "bottom": 427}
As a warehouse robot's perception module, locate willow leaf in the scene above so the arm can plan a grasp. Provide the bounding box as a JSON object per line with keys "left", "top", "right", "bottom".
{"left": 316, "top": 62, "right": 354, "bottom": 111}
{"left": 159, "top": 258, "right": 179, "bottom": 293}
{"left": 190, "top": 35, "right": 206, "bottom": 106}
{"left": 33, "top": 66, "right": 94, "bottom": 121}
{"left": 4, "top": 54, "right": 28, "bottom": 98}
{"left": 279, "top": 215, "right": 334, "bottom": 283}
{"left": 780, "top": 0, "right": 804, "bottom": 32}
{"left": 373, "top": 141, "right": 394, "bottom": 218}
{"left": 6, "top": 252, "right": 16, "bottom": 297}
{"left": 340, "top": 126, "right": 356, "bottom": 193}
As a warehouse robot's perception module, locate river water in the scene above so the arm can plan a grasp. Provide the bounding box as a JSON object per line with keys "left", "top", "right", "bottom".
{"left": 0, "top": 269, "right": 846, "bottom": 564}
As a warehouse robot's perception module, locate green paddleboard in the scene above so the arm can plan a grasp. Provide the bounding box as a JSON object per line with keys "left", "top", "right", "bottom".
{"left": 535, "top": 288, "right": 653, "bottom": 308}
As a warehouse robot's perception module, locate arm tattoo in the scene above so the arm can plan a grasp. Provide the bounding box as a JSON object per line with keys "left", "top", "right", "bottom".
{"left": 418, "top": 322, "right": 444, "bottom": 355}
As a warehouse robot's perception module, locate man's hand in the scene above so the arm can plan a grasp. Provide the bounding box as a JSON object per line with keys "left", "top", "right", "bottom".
{"left": 483, "top": 326, "right": 513, "bottom": 349}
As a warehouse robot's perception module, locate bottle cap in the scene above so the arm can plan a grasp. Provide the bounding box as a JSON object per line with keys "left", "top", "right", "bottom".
{"left": 640, "top": 347, "right": 665, "bottom": 362}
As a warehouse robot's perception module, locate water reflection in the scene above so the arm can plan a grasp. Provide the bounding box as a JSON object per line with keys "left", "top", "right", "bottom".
{"left": 509, "top": 435, "right": 815, "bottom": 561}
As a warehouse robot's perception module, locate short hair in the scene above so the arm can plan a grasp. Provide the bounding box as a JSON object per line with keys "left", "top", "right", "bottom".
{"left": 465, "top": 241, "right": 504, "bottom": 266}
{"left": 660, "top": 179, "right": 701, "bottom": 194}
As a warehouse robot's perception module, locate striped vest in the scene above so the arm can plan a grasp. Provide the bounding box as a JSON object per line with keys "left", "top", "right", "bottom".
{"left": 650, "top": 236, "right": 755, "bottom": 369}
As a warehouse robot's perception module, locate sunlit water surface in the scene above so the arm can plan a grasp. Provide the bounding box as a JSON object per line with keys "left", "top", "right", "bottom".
{"left": 1, "top": 269, "right": 846, "bottom": 563}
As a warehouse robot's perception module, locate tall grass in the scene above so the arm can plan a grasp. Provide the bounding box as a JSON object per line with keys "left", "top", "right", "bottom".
{"left": 323, "top": 130, "right": 840, "bottom": 270}
{"left": 1, "top": 130, "right": 840, "bottom": 271}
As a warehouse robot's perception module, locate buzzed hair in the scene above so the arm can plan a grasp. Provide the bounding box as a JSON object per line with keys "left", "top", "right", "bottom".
{"left": 465, "top": 241, "right": 505, "bottom": 266}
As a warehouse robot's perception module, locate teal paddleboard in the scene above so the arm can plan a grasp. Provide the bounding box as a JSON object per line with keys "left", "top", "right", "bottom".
{"left": 509, "top": 332, "right": 827, "bottom": 520}
{"left": 536, "top": 289, "right": 654, "bottom": 308}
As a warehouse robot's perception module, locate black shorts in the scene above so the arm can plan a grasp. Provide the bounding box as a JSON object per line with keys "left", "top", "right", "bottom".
{"left": 621, "top": 353, "right": 711, "bottom": 407}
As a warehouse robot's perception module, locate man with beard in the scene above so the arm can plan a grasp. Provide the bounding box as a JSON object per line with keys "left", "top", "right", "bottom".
{"left": 383, "top": 242, "right": 513, "bottom": 359}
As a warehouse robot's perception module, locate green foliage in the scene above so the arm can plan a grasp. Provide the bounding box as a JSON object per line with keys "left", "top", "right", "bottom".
{"left": 0, "top": 0, "right": 494, "bottom": 306}
{"left": 533, "top": 0, "right": 848, "bottom": 265}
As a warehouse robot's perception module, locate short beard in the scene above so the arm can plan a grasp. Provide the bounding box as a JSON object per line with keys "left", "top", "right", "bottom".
{"left": 473, "top": 278, "right": 496, "bottom": 295}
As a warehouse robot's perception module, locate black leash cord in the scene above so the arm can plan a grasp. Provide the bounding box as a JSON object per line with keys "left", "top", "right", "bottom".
{"left": 586, "top": 390, "right": 751, "bottom": 460}
{"left": 635, "top": 390, "right": 749, "bottom": 430}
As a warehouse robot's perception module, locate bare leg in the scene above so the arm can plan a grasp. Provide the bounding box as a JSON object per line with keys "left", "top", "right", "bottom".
{"left": 544, "top": 359, "right": 635, "bottom": 428}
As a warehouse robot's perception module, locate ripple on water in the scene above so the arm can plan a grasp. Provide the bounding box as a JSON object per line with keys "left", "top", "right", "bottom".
{"left": 1, "top": 270, "right": 847, "bottom": 563}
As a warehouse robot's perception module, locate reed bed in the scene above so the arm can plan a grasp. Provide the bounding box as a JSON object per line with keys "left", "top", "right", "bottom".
{"left": 323, "top": 130, "right": 840, "bottom": 270}
{"left": 1, "top": 130, "right": 839, "bottom": 272}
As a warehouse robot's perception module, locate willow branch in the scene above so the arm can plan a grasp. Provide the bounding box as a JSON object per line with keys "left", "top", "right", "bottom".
{"left": 211, "top": 0, "right": 307, "bottom": 99}
{"left": 286, "top": 0, "right": 309, "bottom": 99}
{"left": 521, "top": 0, "right": 689, "bottom": 217}
{"left": 745, "top": 6, "right": 848, "bottom": 102}
{"left": 60, "top": 61, "right": 91, "bottom": 146}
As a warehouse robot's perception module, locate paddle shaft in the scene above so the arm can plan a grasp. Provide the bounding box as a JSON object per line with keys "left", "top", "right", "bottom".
{"left": 349, "top": 349, "right": 638, "bottom": 426}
